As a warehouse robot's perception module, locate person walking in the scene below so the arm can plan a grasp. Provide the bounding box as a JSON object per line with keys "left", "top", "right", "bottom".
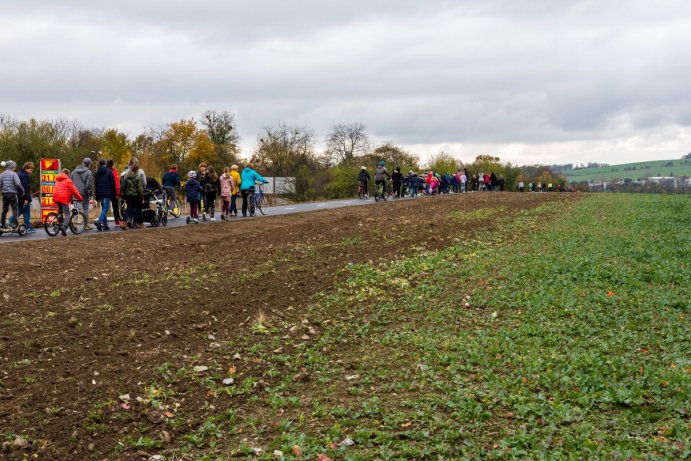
{"left": 230, "top": 164, "right": 241, "bottom": 216}
{"left": 121, "top": 164, "right": 144, "bottom": 229}
{"left": 71, "top": 157, "right": 94, "bottom": 229}
{"left": 201, "top": 165, "right": 221, "bottom": 220}
{"left": 0, "top": 161, "right": 24, "bottom": 232}
{"left": 460, "top": 171, "right": 467, "bottom": 193}
{"left": 219, "top": 167, "right": 234, "bottom": 220}
{"left": 14, "top": 162, "right": 35, "bottom": 232}
{"left": 240, "top": 164, "right": 268, "bottom": 217}
{"left": 107, "top": 159, "right": 122, "bottom": 226}
{"left": 392, "top": 167, "right": 403, "bottom": 198}
{"left": 94, "top": 159, "right": 115, "bottom": 231}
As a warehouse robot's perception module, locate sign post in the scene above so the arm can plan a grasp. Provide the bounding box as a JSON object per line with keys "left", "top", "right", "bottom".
{"left": 40, "top": 158, "right": 61, "bottom": 223}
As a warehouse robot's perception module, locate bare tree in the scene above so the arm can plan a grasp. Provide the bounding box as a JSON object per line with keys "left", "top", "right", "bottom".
{"left": 324, "top": 122, "right": 370, "bottom": 166}
{"left": 253, "top": 122, "right": 316, "bottom": 177}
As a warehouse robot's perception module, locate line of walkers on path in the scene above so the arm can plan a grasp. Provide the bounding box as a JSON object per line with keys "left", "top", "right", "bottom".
{"left": 358, "top": 164, "right": 500, "bottom": 197}
{"left": 0, "top": 154, "right": 270, "bottom": 235}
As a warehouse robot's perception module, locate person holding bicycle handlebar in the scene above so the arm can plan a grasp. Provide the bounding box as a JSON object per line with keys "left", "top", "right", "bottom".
{"left": 54, "top": 168, "right": 83, "bottom": 236}
{"left": 240, "top": 163, "right": 268, "bottom": 217}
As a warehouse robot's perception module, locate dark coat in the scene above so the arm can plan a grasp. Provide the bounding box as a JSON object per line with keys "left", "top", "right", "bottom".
{"left": 17, "top": 169, "right": 31, "bottom": 202}
{"left": 94, "top": 165, "right": 116, "bottom": 200}
{"left": 162, "top": 170, "right": 181, "bottom": 188}
{"left": 185, "top": 178, "right": 202, "bottom": 203}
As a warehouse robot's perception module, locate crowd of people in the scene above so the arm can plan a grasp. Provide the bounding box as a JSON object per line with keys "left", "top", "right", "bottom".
{"left": 0, "top": 153, "right": 270, "bottom": 235}
{"left": 1, "top": 155, "right": 571, "bottom": 236}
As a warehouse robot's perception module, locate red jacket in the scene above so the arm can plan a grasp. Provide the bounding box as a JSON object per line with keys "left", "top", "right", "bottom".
{"left": 110, "top": 167, "right": 120, "bottom": 197}
{"left": 54, "top": 172, "right": 83, "bottom": 205}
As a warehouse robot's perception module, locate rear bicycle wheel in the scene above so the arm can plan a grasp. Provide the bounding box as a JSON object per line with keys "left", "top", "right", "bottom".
{"left": 43, "top": 212, "right": 60, "bottom": 236}
{"left": 69, "top": 211, "right": 86, "bottom": 234}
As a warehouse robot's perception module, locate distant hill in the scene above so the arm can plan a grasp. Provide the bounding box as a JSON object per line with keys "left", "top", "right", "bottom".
{"left": 564, "top": 159, "right": 691, "bottom": 183}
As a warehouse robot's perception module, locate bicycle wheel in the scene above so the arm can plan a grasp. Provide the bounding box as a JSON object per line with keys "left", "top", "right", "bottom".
{"left": 258, "top": 195, "right": 269, "bottom": 215}
{"left": 43, "top": 212, "right": 60, "bottom": 237}
{"left": 169, "top": 199, "right": 181, "bottom": 218}
{"left": 248, "top": 194, "right": 256, "bottom": 217}
{"left": 69, "top": 211, "right": 86, "bottom": 234}
{"left": 161, "top": 211, "right": 168, "bottom": 226}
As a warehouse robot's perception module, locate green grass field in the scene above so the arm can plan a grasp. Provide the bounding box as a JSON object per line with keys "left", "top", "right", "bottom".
{"left": 564, "top": 159, "right": 691, "bottom": 183}
{"left": 128, "top": 194, "right": 689, "bottom": 460}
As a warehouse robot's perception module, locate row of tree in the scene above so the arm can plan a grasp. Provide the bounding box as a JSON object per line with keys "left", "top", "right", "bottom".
{"left": 0, "top": 113, "right": 567, "bottom": 200}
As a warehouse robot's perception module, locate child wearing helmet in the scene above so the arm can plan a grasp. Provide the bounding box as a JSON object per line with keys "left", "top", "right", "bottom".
{"left": 185, "top": 170, "right": 203, "bottom": 224}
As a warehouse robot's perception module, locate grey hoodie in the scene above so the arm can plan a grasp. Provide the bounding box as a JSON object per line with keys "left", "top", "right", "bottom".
{"left": 0, "top": 164, "right": 24, "bottom": 195}
{"left": 71, "top": 165, "right": 93, "bottom": 197}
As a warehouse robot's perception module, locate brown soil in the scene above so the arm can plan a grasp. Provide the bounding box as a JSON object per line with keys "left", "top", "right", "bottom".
{"left": 0, "top": 192, "right": 580, "bottom": 460}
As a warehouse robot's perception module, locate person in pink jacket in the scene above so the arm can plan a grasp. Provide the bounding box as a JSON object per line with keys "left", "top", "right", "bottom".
{"left": 219, "top": 167, "right": 235, "bottom": 220}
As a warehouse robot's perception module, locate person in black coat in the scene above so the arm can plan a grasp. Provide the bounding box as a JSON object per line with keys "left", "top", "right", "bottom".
{"left": 13, "top": 162, "right": 35, "bottom": 232}
{"left": 94, "top": 159, "right": 115, "bottom": 231}
{"left": 392, "top": 167, "right": 404, "bottom": 198}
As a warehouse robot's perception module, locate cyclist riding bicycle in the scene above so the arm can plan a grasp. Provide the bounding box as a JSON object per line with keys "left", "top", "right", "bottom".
{"left": 54, "top": 168, "right": 83, "bottom": 236}
{"left": 162, "top": 164, "right": 181, "bottom": 208}
{"left": 240, "top": 163, "right": 269, "bottom": 217}
{"left": 358, "top": 166, "right": 371, "bottom": 198}
{"left": 374, "top": 161, "right": 391, "bottom": 197}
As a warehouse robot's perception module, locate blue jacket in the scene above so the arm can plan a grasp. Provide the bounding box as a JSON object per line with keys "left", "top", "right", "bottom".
{"left": 94, "top": 165, "right": 116, "bottom": 200}
{"left": 240, "top": 167, "right": 268, "bottom": 191}
{"left": 162, "top": 170, "right": 181, "bottom": 188}
{"left": 17, "top": 169, "right": 31, "bottom": 201}
{"left": 185, "top": 178, "right": 202, "bottom": 203}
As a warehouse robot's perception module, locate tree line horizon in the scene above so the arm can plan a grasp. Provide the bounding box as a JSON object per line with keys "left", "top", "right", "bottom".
{"left": 0, "top": 111, "right": 569, "bottom": 200}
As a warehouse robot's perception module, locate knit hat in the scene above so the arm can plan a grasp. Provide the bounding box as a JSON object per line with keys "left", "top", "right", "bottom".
{"left": 4, "top": 160, "right": 16, "bottom": 170}
{"left": 188, "top": 170, "right": 197, "bottom": 179}
{"left": 83, "top": 157, "right": 93, "bottom": 166}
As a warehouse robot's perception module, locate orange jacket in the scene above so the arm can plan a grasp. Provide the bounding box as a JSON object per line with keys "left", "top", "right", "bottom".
{"left": 54, "top": 172, "right": 83, "bottom": 205}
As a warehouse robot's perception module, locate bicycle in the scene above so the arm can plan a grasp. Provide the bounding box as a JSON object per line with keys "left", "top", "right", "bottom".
{"left": 43, "top": 200, "right": 86, "bottom": 236}
{"left": 374, "top": 180, "right": 389, "bottom": 202}
{"left": 357, "top": 181, "right": 368, "bottom": 199}
{"left": 246, "top": 182, "right": 269, "bottom": 217}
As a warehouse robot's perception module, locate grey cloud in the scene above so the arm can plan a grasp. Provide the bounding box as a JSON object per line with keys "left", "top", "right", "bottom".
{"left": 2, "top": 0, "right": 691, "bottom": 163}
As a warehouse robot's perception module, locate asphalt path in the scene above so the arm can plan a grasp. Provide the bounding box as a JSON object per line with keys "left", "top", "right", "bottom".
{"left": 0, "top": 194, "right": 430, "bottom": 243}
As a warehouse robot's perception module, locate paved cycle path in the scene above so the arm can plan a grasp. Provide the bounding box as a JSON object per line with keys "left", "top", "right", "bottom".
{"left": 0, "top": 194, "right": 429, "bottom": 243}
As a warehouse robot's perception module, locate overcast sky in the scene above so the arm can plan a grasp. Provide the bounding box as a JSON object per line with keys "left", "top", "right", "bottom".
{"left": 2, "top": 0, "right": 690, "bottom": 165}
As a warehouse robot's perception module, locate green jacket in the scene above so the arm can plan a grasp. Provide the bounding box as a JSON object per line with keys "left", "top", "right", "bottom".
{"left": 122, "top": 172, "right": 143, "bottom": 197}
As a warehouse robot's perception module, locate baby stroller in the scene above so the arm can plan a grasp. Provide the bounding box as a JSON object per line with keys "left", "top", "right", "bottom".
{"left": 142, "top": 177, "right": 167, "bottom": 227}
